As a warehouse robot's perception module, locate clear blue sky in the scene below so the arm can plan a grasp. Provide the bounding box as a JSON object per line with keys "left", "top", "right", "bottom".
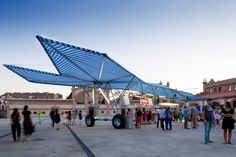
{"left": 1, "top": 0, "right": 236, "bottom": 98}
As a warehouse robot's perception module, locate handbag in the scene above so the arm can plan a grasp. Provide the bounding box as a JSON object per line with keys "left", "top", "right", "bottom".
{"left": 30, "top": 120, "right": 36, "bottom": 133}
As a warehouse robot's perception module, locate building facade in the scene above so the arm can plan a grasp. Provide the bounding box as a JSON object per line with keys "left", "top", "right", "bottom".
{"left": 2, "top": 92, "right": 63, "bottom": 100}
{"left": 0, "top": 92, "right": 66, "bottom": 118}
{"left": 194, "top": 78, "right": 236, "bottom": 108}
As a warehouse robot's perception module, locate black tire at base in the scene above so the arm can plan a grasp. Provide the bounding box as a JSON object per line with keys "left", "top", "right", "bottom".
{"left": 85, "top": 114, "right": 95, "bottom": 127}
{"left": 112, "top": 114, "right": 125, "bottom": 129}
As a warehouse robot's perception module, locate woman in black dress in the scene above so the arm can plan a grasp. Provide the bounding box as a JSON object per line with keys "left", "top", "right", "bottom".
{"left": 78, "top": 110, "right": 82, "bottom": 125}
{"left": 221, "top": 102, "right": 235, "bottom": 144}
{"left": 22, "top": 105, "right": 33, "bottom": 141}
{"left": 54, "top": 109, "right": 61, "bottom": 130}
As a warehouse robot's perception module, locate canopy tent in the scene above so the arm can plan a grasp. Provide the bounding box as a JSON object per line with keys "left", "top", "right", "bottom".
{"left": 158, "top": 103, "right": 179, "bottom": 108}
{"left": 4, "top": 35, "right": 201, "bottom": 101}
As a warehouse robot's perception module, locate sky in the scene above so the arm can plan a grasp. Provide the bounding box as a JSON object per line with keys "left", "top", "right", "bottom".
{"left": 1, "top": 0, "right": 236, "bottom": 98}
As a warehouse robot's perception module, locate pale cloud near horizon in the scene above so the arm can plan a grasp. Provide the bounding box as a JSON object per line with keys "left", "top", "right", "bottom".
{"left": 1, "top": 0, "right": 236, "bottom": 97}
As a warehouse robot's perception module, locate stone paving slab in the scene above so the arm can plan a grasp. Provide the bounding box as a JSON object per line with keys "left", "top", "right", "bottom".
{"left": 0, "top": 119, "right": 87, "bottom": 157}
{"left": 72, "top": 121, "right": 236, "bottom": 157}
{"left": 1, "top": 118, "right": 236, "bottom": 157}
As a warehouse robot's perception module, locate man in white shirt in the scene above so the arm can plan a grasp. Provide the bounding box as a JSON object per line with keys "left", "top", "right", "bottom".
{"left": 157, "top": 107, "right": 166, "bottom": 130}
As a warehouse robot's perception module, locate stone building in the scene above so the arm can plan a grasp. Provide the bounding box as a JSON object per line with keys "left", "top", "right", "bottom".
{"left": 194, "top": 78, "right": 236, "bottom": 108}
{"left": 0, "top": 88, "right": 113, "bottom": 118}
{"left": 0, "top": 92, "right": 69, "bottom": 118}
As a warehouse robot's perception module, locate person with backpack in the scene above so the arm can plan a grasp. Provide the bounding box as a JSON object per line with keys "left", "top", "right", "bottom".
{"left": 10, "top": 108, "right": 21, "bottom": 142}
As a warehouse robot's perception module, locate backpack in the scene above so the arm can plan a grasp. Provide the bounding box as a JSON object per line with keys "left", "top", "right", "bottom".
{"left": 168, "top": 112, "right": 172, "bottom": 119}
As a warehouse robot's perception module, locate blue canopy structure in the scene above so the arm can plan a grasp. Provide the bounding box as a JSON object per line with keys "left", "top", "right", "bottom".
{"left": 4, "top": 35, "right": 201, "bottom": 101}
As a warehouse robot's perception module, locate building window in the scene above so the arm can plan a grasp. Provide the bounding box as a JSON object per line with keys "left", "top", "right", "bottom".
{"left": 218, "top": 87, "right": 221, "bottom": 92}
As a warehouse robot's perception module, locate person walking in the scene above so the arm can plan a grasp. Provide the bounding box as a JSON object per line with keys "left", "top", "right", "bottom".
{"left": 10, "top": 108, "right": 21, "bottom": 142}
{"left": 67, "top": 111, "right": 72, "bottom": 125}
{"left": 202, "top": 99, "right": 214, "bottom": 144}
{"left": 54, "top": 109, "right": 61, "bottom": 130}
{"left": 22, "top": 105, "right": 33, "bottom": 141}
{"left": 78, "top": 110, "right": 82, "bottom": 125}
{"left": 221, "top": 101, "right": 235, "bottom": 144}
{"left": 183, "top": 106, "right": 189, "bottom": 129}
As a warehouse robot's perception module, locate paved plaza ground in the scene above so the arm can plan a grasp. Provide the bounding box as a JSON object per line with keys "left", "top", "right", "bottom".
{"left": 0, "top": 118, "right": 235, "bottom": 157}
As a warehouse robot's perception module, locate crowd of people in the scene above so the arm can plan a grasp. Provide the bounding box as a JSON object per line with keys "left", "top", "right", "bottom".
{"left": 49, "top": 108, "right": 83, "bottom": 129}
{"left": 8, "top": 100, "right": 235, "bottom": 145}
{"left": 10, "top": 105, "right": 34, "bottom": 142}
{"left": 133, "top": 99, "right": 235, "bottom": 144}
{"left": 9, "top": 106, "right": 83, "bottom": 142}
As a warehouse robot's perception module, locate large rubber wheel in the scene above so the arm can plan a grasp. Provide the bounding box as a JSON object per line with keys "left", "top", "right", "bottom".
{"left": 112, "top": 114, "right": 125, "bottom": 129}
{"left": 85, "top": 114, "right": 95, "bottom": 127}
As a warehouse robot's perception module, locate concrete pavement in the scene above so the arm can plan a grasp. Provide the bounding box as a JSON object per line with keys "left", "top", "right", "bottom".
{"left": 0, "top": 118, "right": 235, "bottom": 157}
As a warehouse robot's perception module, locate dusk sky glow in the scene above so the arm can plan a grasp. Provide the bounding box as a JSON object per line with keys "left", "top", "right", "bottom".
{"left": 1, "top": 0, "right": 236, "bottom": 98}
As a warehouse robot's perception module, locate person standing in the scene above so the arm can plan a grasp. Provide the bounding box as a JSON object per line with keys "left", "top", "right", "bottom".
{"left": 159, "top": 107, "right": 166, "bottom": 130}
{"left": 214, "top": 107, "right": 221, "bottom": 127}
{"left": 143, "top": 108, "right": 147, "bottom": 124}
{"left": 156, "top": 108, "right": 161, "bottom": 128}
{"left": 49, "top": 108, "right": 55, "bottom": 128}
{"left": 136, "top": 108, "right": 142, "bottom": 129}
{"left": 183, "top": 106, "right": 189, "bottom": 129}
{"left": 22, "top": 105, "right": 33, "bottom": 141}
{"left": 178, "top": 109, "right": 183, "bottom": 123}
{"left": 54, "top": 109, "right": 61, "bottom": 130}
{"left": 173, "top": 108, "right": 178, "bottom": 123}
{"left": 152, "top": 108, "right": 157, "bottom": 124}
{"left": 191, "top": 106, "right": 198, "bottom": 129}
{"left": 202, "top": 99, "right": 214, "bottom": 144}
{"left": 126, "top": 108, "right": 133, "bottom": 129}
{"left": 221, "top": 101, "right": 235, "bottom": 144}
{"left": 10, "top": 108, "right": 21, "bottom": 142}
{"left": 78, "top": 110, "right": 83, "bottom": 125}
{"left": 72, "top": 110, "right": 76, "bottom": 125}
{"left": 37, "top": 111, "right": 43, "bottom": 126}
{"left": 165, "top": 107, "right": 172, "bottom": 130}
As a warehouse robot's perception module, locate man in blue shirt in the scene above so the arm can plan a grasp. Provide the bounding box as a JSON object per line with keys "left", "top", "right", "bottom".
{"left": 202, "top": 99, "right": 214, "bottom": 144}
{"left": 183, "top": 105, "right": 189, "bottom": 129}
{"left": 165, "top": 107, "right": 172, "bottom": 130}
